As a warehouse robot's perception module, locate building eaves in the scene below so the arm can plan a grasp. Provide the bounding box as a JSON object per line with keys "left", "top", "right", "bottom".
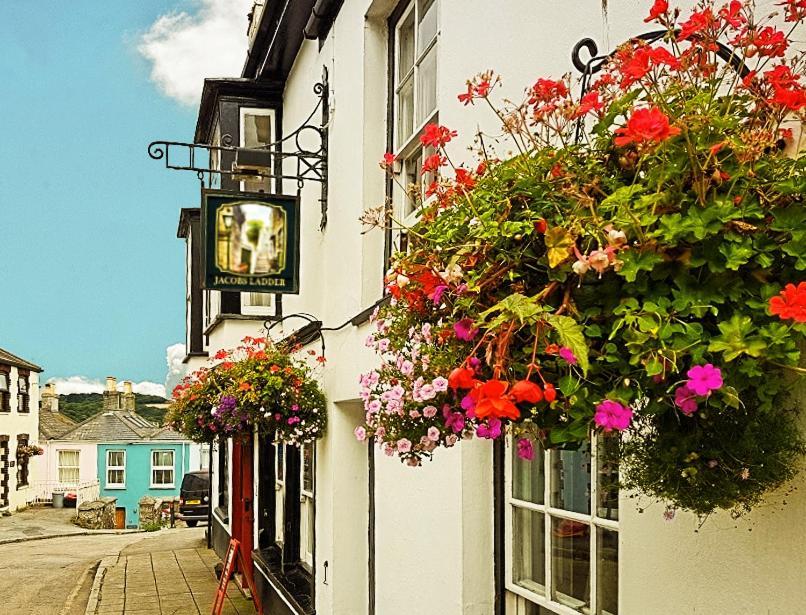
{"left": 177, "top": 207, "right": 200, "bottom": 239}
{"left": 0, "top": 347, "right": 43, "bottom": 373}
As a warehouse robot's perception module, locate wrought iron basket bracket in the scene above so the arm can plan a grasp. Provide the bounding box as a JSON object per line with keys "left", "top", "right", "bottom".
{"left": 147, "top": 67, "right": 331, "bottom": 229}
{"left": 570, "top": 30, "right": 749, "bottom": 143}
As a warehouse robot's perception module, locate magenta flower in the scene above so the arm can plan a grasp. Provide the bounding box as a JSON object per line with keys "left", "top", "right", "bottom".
{"left": 444, "top": 411, "right": 466, "bottom": 433}
{"left": 516, "top": 438, "right": 535, "bottom": 460}
{"left": 594, "top": 400, "right": 633, "bottom": 432}
{"left": 430, "top": 284, "right": 449, "bottom": 304}
{"left": 454, "top": 318, "right": 479, "bottom": 341}
{"left": 673, "top": 385, "right": 698, "bottom": 416}
{"left": 686, "top": 364, "right": 723, "bottom": 396}
{"left": 476, "top": 418, "right": 502, "bottom": 439}
{"left": 558, "top": 346, "right": 578, "bottom": 365}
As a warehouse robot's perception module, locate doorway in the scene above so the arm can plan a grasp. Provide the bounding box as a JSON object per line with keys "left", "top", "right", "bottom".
{"left": 115, "top": 507, "right": 126, "bottom": 529}
{"left": 231, "top": 437, "right": 255, "bottom": 577}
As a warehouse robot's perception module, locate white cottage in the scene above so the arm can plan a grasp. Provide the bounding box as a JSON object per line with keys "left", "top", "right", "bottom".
{"left": 169, "top": 1, "right": 806, "bottom": 614}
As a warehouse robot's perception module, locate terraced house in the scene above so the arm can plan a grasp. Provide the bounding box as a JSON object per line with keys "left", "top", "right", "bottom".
{"left": 0, "top": 346, "right": 42, "bottom": 512}
{"left": 161, "top": 1, "right": 806, "bottom": 614}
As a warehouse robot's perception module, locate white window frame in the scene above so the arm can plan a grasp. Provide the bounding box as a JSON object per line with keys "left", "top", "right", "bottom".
{"left": 57, "top": 449, "right": 81, "bottom": 485}
{"left": 105, "top": 449, "right": 126, "bottom": 489}
{"left": 150, "top": 449, "right": 176, "bottom": 489}
{"left": 274, "top": 443, "right": 285, "bottom": 545}
{"left": 241, "top": 291, "right": 274, "bottom": 315}
{"left": 390, "top": 0, "right": 440, "bottom": 251}
{"left": 505, "top": 434, "right": 619, "bottom": 615}
{"left": 239, "top": 107, "right": 276, "bottom": 194}
{"left": 299, "top": 441, "right": 315, "bottom": 571}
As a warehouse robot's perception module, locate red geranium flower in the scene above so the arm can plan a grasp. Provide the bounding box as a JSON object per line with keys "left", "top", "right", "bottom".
{"left": 779, "top": 0, "right": 806, "bottom": 22}
{"left": 419, "top": 123, "right": 458, "bottom": 148}
{"left": 745, "top": 27, "right": 788, "bottom": 58}
{"left": 644, "top": 0, "right": 668, "bottom": 23}
{"left": 421, "top": 153, "right": 446, "bottom": 174}
{"left": 719, "top": 0, "right": 746, "bottom": 28}
{"left": 529, "top": 78, "right": 568, "bottom": 104}
{"left": 614, "top": 107, "right": 681, "bottom": 147}
{"left": 678, "top": 8, "right": 716, "bottom": 41}
{"left": 380, "top": 152, "right": 396, "bottom": 168}
{"left": 572, "top": 91, "right": 604, "bottom": 118}
{"left": 769, "top": 282, "right": 806, "bottom": 323}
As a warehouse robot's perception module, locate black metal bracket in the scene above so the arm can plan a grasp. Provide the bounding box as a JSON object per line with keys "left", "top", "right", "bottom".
{"left": 148, "top": 66, "right": 330, "bottom": 228}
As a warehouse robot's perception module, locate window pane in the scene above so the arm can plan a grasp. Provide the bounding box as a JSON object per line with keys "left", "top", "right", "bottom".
{"left": 397, "top": 9, "right": 415, "bottom": 79}
{"left": 0, "top": 374, "right": 7, "bottom": 391}
{"left": 302, "top": 443, "right": 314, "bottom": 493}
{"left": 416, "top": 45, "right": 437, "bottom": 125}
{"left": 59, "top": 450, "right": 79, "bottom": 466}
{"left": 597, "top": 435, "right": 619, "bottom": 521}
{"left": 397, "top": 76, "right": 414, "bottom": 144}
{"left": 512, "top": 507, "right": 545, "bottom": 595}
{"left": 108, "top": 451, "right": 124, "bottom": 467}
{"left": 276, "top": 444, "right": 285, "bottom": 480}
{"left": 108, "top": 469, "right": 124, "bottom": 485}
{"left": 597, "top": 528, "right": 618, "bottom": 615}
{"left": 246, "top": 292, "right": 272, "bottom": 308}
{"left": 153, "top": 469, "right": 174, "bottom": 485}
{"left": 402, "top": 152, "right": 422, "bottom": 219}
{"left": 551, "top": 516, "right": 591, "bottom": 609}
{"left": 153, "top": 451, "right": 173, "bottom": 467}
{"left": 513, "top": 443, "right": 544, "bottom": 504}
{"left": 417, "top": 0, "right": 438, "bottom": 54}
{"left": 243, "top": 112, "right": 272, "bottom": 148}
{"left": 550, "top": 443, "right": 591, "bottom": 514}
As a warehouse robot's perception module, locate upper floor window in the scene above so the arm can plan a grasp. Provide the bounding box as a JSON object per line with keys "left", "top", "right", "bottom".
{"left": 505, "top": 435, "right": 619, "bottom": 615}
{"left": 0, "top": 368, "right": 10, "bottom": 412}
{"left": 17, "top": 373, "right": 29, "bottom": 413}
{"left": 242, "top": 291, "right": 273, "bottom": 315}
{"left": 58, "top": 450, "right": 80, "bottom": 484}
{"left": 151, "top": 450, "right": 175, "bottom": 488}
{"left": 106, "top": 450, "right": 126, "bottom": 488}
{"left": 240, "top": 107, "right": 276, "bottom": 194}
{"left": 390, "top": 0, "right": 439, "bottom": 247}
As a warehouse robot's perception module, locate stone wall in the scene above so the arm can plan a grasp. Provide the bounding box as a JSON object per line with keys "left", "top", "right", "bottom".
{"left": 138, "top": 495, "right": 163, "bottom": 528}
{"left": 75, "top": 497, "right": 116, "bottom": 529}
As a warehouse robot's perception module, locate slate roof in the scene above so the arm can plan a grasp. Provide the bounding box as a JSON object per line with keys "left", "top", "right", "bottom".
{"left": 59, "top": 410, "right": 187, "bottom": 443}
{"left": 0, "top": 347, "right": 43, "bottom": 373}
{"left": 39, "top": 409, "right": 77, "bottom": 440}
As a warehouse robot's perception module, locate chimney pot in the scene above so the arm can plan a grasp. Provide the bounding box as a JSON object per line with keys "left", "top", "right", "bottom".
{"left": 106, "top": 376, "right": 117, "bottom": 392}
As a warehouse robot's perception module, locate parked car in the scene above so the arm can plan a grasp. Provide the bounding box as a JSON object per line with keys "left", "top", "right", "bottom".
{"left": 178, "top": 470, "right": 209, "bottom": 527}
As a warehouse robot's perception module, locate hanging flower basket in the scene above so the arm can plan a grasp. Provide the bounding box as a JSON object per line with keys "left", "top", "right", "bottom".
{"left": 169, "top": 337, "right": 327, "bottom": 445}
{"left": 357, "top": 0, "right": 806, "bottom": 516}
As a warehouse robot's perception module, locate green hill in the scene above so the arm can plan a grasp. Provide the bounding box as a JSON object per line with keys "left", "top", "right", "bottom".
{"left": 58, "top": 392, "right": 170, "bottom": 425}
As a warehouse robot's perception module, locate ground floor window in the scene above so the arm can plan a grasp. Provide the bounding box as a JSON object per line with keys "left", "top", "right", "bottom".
{"left": 15, "top": 435, "right": 29, "bottom": 487}
{"left": 151, "top": 450, "right": 175, "bottom": 488}
{"left": 58, "top": 449, "right": 80, "bottom": 484}
{"left": 505, "top": 434, "right": 619, "bottom": 615}
{"left": 217, "top": 437, "right": 229, "bottom": 517}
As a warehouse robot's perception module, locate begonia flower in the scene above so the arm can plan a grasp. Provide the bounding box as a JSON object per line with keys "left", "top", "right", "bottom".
{"left": 448, "top": 367, "right": 477, "bottom": 390}
{"left": 474, "top": 380, "right": 520, "bottom": 421}
{"left": 510, "top": 380, "right": 544, "bottom": 404}
{"left": 516, "top": 438, "right": 535, "bottom": 461}
{"left": 454, "top": 318, "right": 479, "bottom": 341}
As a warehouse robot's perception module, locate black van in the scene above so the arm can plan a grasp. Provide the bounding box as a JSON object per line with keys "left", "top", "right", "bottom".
{"left": 178, "top": 470, "right": 210, "bottom": 527}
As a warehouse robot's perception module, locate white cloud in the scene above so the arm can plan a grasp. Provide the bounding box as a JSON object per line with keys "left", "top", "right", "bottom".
{"left": 47, "top": 376, "right": 167, "bottom": 398}
{"left": 138, "top": 0, "right": 254, "bottom": 106}
{"left": 164, "top": 342, "right": 188, "bottom": 397}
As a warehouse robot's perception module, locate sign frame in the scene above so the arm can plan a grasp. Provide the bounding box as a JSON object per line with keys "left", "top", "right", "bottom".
{"left": 202, "top": 188, "right": 301, "bottom": 294}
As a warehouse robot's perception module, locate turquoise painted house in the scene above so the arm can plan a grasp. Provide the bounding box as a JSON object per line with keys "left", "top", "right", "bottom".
{"left": 62, "top": 408, "right": 196, "bottom": 528}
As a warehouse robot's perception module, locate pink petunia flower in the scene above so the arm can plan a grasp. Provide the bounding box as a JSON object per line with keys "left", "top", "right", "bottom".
{"left": 354, "top": 426, "right": 367, "bottom": 441}
{"left": 397, "top": 439, "right": 412, "bottom": 453}
{"left": 686, "top": 364, "right": 723, "bottom": 396}
{"left": 516, "top": 438, "right": 535, "bottom": 460}
{"left": 427, "top": 426, "right": 441, "bottom": 442}
{"left": 454, "top": 318, "right": 479, "bottom": 341}
{"left": 559, "top": 346, "right": 578, "bottom": 365}
{"left": 423, "top": 405, "right": 438, "bottom": 418}
{"left": 674, "top": 385, "right": 698, "bottom": 416}
{"left": 594, "top": 400, "right": 633, "bottom": 432}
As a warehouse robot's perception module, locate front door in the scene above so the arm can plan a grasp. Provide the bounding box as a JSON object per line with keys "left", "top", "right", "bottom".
{"left": 115, "top": 507, "right": 126, "bottom": 529}
{"left": 231, "top": 437, "right": 254, "bottom": 577}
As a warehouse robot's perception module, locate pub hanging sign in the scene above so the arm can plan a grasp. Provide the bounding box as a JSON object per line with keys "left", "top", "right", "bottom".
{"left": 202, "top": 189, "right": 300, "bottom": 294}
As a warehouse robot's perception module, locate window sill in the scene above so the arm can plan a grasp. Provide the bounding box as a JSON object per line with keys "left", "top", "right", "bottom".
{"left": 150, "top": 485, "right": 175, "bottom": 490}
{"left": 105, "top": 485, "right": 126, "bottom": 490}
{"left": 252, "top": 550, "right": 314, "bottom": 614}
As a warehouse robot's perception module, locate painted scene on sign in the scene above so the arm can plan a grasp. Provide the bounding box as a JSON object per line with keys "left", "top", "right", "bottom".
{"left": 215, "top": 202, "right": 286, "bottom": 275}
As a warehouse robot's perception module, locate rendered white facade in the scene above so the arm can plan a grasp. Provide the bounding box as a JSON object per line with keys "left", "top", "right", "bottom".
{"left": 181, "top": 1, "right": 806, "bottom": 614}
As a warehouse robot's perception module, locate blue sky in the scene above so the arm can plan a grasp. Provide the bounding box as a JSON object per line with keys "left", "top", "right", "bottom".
{"left": 0, "top": 1, "right": 250, "bottom": 395}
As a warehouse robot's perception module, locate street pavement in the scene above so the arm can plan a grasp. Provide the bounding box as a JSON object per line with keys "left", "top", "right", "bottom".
{"left": 93, "top": 534, "right": 256, "bottom": 615}
{"left": 0, "top": 506, "right": 140, "bottom": 544}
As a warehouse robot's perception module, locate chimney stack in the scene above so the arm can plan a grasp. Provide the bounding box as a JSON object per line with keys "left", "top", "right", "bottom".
{"left": 122, "top": 380, "right": 136, "bottom": 411}
{"left": 103, "top": 376, "right": 120, "bottom": 411}
{"left": 41, "top": 383, "right": 60, "bottom": 413}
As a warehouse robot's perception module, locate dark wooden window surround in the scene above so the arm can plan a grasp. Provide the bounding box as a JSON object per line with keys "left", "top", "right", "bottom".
{"left": 16, "top": 434, "right": 29, "bottom": 488}
{"left": 0, "top": 366, "right": 10, "bottom": 412}
{"left": 17, "top": 371, "right": 30, "bottom": 413}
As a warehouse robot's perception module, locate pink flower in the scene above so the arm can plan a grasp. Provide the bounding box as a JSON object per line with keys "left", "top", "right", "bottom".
{"left": 516, "top": 438, "right": 535, "bottom": 460}
{"left": 558, "top": 346, "right": 577, "bottom": 365}
{"left": 594, "top": 400, "right": 633, "bottom": 432}
{"left": 454, "top": 318, "right": 479, "bottom": 341}
{"left": 445, "top": 434, "right": 458, "bottom": 446}
{"left": 673, "top": 385, "right": 698, "bottom": 416}
{"left": 588, "top": 250, "right": 610, "bottom": 274}
{"left": 409, "top": 409, "right": 421, "bottom": 418}
{"left": 419, "top": 384, "right": 436, "bottom": 400}
{"left": 476, "top": 418, "right": 502, "bottom": 439}
{"left": 367, "top": 400, "right": 382, "bottom": 413}
{"left": 432, "top": 377, "right": 449, "bottom": 392}
{"left": 383, "top": 443, "right": 394, "bottom": 456}
{"left": 397, "top": 439, "right": 412, "bottom": 453}
{"left": 423, "top": 405, "right": 438, "bottom": 418}
{"left": 400, "top": 360, "right": 414, "bottom": 376}
{"left": 430, "top": 285, "right": 449, "bottom": 304}
{"left": 444, "top": 411, "right": 466, "bottom": 433}
{"left": 354, "top": 426, "right": 367, "bottom": 441}
{"left": 686, "top": 364, "right": 723, "bottom": 396}
{"left": 427, "top": 426, "right": 441, "bottom": 441}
